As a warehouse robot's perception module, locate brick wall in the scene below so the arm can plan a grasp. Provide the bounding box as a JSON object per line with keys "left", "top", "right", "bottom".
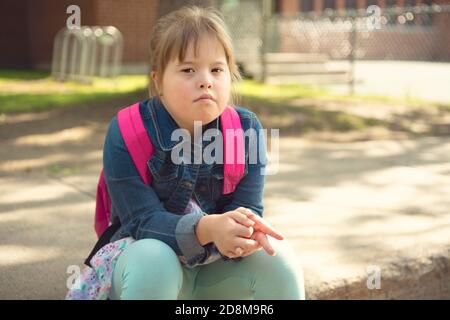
{"left": 1, "top": 0, "right": 448, "bottom": 69}
{"left": 279, "top": 0, "right": 299, "bottom": 15}
{"left": 276, "top": 0, "right": 450, "bottom": 61}
{"left": 0, "top": 0, "right": 159, "bottom": 70}
{"left": 94, "top": 0, "right": 159, "bottom": 63}
{"left": 27, "top": 0, "right": 97, "bottom": 68}
{"left": 0, "top": 0, "right": 31, "bottom": 68}
{"left": 278, "top": 21, "right": 449, "bottom": 61}
{"left": 280, "top": 0, "right": 450, "bottom": 13}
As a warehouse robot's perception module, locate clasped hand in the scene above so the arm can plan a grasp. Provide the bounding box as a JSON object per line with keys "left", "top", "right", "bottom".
{"left": 211, "top": 207, "right": 285, "bottom": 259}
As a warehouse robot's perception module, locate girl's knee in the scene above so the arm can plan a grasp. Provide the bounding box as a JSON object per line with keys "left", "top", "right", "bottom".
{"left": 128, "top": 239, "right": 178, "bottom": 263}
{"left": 250, "top": 240, "right": 306, "bottom": 299}
{"left": 123, "top": 239, "right": 182, "bottom": 278}
{"left": 112, "top": 239, "right": 183, "bottom": 299}
{"left": 268, "top": 240, "right": 304, "bottom": 279}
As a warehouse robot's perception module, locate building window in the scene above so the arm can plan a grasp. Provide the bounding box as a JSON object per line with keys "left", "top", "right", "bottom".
{"left": 324, "top": 0, "right": 335, "bottom": 10}
{"left": 385, "top": 0, "right": 397, "bottom": 7}
{"left": 345, "top": 0, "right": 357, "bottom": 9}
{"left": 300, "top": 0, "right": 314, "bottom": 12}
{"left": 366, "top": 0, "right": 379, "bottom": 6}
{"left": 274, "top": 0, "right": 281, "bottom": 13}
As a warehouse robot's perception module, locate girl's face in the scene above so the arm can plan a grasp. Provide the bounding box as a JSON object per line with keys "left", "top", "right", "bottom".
{"left": 152, "top": 35, "right": 231, "bottom": 135}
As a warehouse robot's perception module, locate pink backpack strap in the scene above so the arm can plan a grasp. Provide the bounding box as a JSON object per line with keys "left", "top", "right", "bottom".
{"left": 94, "top": 169, "right": 111, "bottom": 237}
{"left": 220, "top": 106, "right": 245, "bottom": 194}
{"left": 94, "top": 103, "right": 153, "bottom": 238}
{"left": 118, "top": 103, "right": 153, "bottom": 185}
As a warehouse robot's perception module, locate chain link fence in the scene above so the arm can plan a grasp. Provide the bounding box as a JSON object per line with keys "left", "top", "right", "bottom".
{"left": 219, "top": 1, "right": 450, "bottom": 94}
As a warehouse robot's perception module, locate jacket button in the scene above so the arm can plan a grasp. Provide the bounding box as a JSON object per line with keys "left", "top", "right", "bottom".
{"left": 182, "top": 181, "right": 193, "bottom": 188}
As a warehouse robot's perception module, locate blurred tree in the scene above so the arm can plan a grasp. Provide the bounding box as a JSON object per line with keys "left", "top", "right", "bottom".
{"left": 157, "top": 0, "right": 217, "bottom": 18}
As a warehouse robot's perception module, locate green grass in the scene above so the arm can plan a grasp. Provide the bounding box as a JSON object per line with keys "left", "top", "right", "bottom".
{"left": 235, "top": 79, "right": 450, "bottom": 135}
{"left": 2, "top": 70, "right": 447, "bottom": 137}
{"left": 236, "top": 79, "right": 450, "bottom": 109}
{"left": 236, "top": 80, "right": 324, "bottom": 101}
{"left": 0, "top": 69, "right": 49, "bottom": 81}
{"left": 235, "top": 80, "right": 403, "bottom": 133}
{"left": 0, "top": 70, "right": 148, "bottom": 114}
{"left": 46, "top": 164, "right": 80, "bottom": 176}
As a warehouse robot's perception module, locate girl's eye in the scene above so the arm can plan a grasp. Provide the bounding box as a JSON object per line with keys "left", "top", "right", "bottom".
{"left": 181, "top": 68, "right": 224, "bottom": 73}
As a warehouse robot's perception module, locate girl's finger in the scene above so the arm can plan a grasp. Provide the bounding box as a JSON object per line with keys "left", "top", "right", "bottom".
{"left": 235, "top": 237, "right": 259, "bottom": 251}
{"left": 235, "top": 223, "right": 254, "bottom": 238}
{"left": 237, "top": 208, "right": 285, "bottom": 241}
{"left": 230, "top": 211, "right": 255, "bottom": 228}
{"left": 240, "top": 241, "right": 263, "bottom": 257}
{"left": 257, "top": 221, "right": 285, "bottom": 241}
{"left": 235, "top": 207, "right": 256, "bottom": 219}
{"left": 254, "top": 232, "right": 276, "bottom": 256}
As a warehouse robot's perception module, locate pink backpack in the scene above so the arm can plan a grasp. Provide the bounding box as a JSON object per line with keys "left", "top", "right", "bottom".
{"left": 94, "top": 102, "right": 245, "bottom": 238}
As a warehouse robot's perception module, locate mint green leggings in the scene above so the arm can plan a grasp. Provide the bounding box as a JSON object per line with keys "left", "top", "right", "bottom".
{"left": 109, "top": 238, "right": 305, "bottom": 300}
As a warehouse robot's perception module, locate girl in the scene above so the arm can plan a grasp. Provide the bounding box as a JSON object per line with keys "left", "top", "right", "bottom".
{"left": 67, "top": 5, "right": 305, "bottom": 300}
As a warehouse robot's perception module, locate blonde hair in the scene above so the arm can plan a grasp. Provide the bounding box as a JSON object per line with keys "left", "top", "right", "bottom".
{"left": 148, "top": 5, "right": 241, "bottom": 105}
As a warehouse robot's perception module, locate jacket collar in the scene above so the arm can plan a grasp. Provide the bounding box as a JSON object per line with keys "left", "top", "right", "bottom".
{"left": 146, "top": 96, "right": 220, "bottom": 152}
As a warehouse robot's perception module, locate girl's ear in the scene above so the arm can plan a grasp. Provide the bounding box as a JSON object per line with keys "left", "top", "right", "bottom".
{"left": 150, "top": 71, "right": 162, "bottom": 96}
{"left": 151, "top": 71, "right": 157, "bottom": 82}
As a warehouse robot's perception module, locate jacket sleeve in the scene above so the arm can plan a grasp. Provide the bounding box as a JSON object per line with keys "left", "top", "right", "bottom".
{"left": 103, "top": 117, "right": 210, "bottom": 267}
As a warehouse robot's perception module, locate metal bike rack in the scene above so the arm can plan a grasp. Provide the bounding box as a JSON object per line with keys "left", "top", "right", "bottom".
{"left": 51, "top": 26, "right": 123, "bottom": 83}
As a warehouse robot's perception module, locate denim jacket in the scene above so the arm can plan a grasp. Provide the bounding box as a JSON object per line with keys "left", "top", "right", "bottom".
{"left": 103, "top": 96, "right": 267, "bottom": 267}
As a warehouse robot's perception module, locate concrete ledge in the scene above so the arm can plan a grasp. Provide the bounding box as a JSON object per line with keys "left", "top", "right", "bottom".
{"left": 305, "top": 248, "right": 450, "bottom": 299}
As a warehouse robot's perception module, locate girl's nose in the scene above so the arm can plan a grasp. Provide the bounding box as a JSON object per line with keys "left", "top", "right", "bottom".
{"left": 199, "top": 81, "right": 212, "bottom": 89}
{"left": 199, "top": 73, "right": 213, "bottom": 89}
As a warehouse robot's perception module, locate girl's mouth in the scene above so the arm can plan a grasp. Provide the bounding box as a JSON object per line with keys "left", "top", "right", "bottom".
{"left": 195, "top": 93, "right": 215, "bottom": 102}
